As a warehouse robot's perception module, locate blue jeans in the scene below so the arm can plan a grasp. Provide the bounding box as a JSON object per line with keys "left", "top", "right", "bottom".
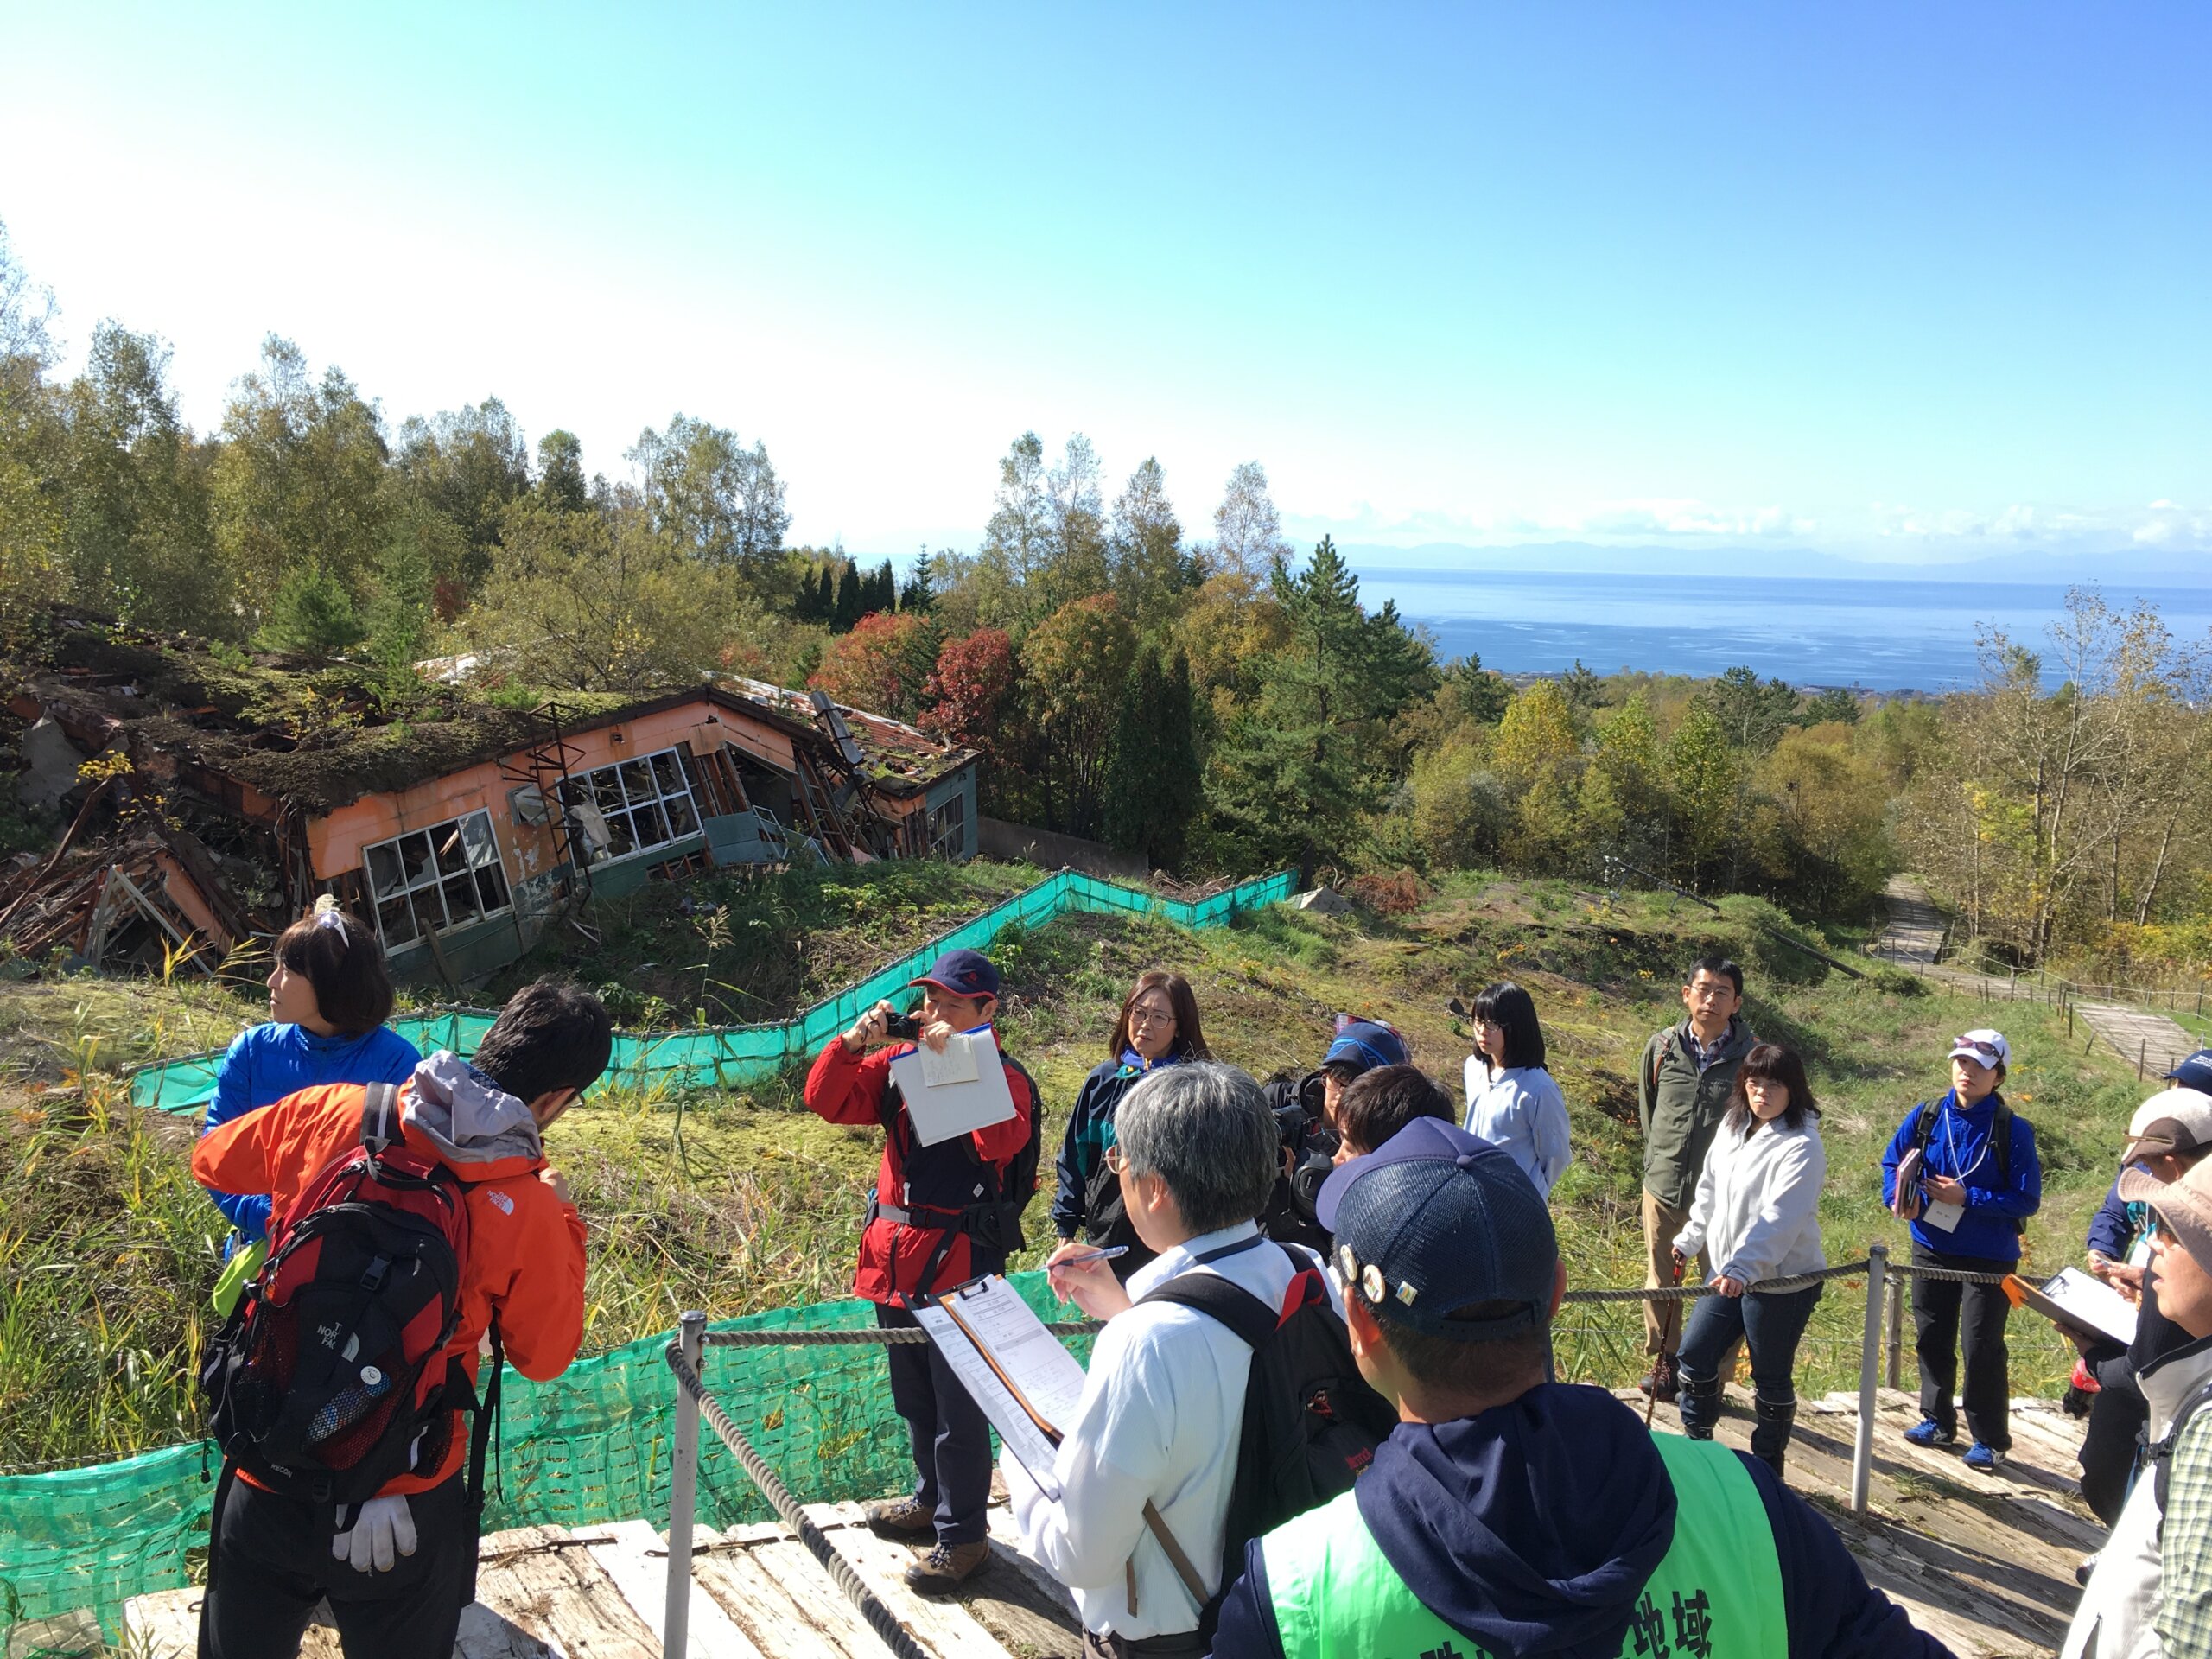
{"left": 1675, "top": 1282, "right": 1821, "bottom": 1433}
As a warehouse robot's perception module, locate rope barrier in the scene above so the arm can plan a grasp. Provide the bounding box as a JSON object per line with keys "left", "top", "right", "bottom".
{"left": 665, "top": 1337, "right": 934, "bottom": 1659}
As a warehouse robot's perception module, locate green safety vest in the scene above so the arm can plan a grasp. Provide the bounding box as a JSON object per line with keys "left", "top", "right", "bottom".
{"left": 1261, "top": 1433, "right": 1787, "bottom": 1659}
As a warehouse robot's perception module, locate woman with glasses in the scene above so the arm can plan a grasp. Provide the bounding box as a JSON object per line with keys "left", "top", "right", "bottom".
{"left": 1051, "top": 970, "right": 1211, "bottom": 1280}
{"left": 1461, "top": 981, "right": 1571, "bottom": 1201}
{"left": 1879, "top": 1028, "right": 2042, "bottom": 1472}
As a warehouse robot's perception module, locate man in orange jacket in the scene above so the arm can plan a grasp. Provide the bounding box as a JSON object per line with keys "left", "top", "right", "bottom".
{"left": 805, "top": 947, "right": 1037, "bottom": 1592}
{"left": 191, "top": 979, "right": 612, "bottom": 1659}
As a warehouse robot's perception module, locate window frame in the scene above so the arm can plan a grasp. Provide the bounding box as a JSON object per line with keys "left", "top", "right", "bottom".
{"left": 362, "top": 807, "right": 514, "bottom": 950}
{"left": 556, "top": 744, "right": 704, "bottom": 866}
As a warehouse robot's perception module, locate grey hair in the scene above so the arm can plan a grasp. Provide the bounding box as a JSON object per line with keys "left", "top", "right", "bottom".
{"left": 1114, "top": 1061, "right": 1279, "bottom": 1236}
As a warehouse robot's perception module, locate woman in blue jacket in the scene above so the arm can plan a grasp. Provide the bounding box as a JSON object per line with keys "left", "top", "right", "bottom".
{"left": 1050, "top": 970, "right": 1209, "bottom": 1281}
{"left": 202, "top": 899, "right": 421, "bottom": 1254}
{"left": 1879, "top": 1027, "right": 2040, "bottom": 1471}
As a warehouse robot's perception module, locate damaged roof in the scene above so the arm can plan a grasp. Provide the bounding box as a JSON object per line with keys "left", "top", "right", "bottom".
{"left": 5, "top": 611, "right": 975, "bottom": 819}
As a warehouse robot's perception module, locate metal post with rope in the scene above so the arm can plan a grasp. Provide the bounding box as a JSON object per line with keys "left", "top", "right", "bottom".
{"left": 657, "top": 1254, "right": 2011, "bottom": 1659}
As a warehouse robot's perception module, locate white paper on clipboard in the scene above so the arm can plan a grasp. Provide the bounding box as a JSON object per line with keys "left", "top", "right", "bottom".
{"left": 911, "top": 1275, "right": 1090, "bottom": 1500}
{"left": 2023, "top": 1267, "right": 2140, "bottom": 1349}
{"left": 889, "top": 1029, "right": 1017, "bottom": 1146}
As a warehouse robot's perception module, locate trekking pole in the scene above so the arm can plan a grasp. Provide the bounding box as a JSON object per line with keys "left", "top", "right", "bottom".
{"left": 1647, "top": 1255, "right": 1686, "bottom": 1430}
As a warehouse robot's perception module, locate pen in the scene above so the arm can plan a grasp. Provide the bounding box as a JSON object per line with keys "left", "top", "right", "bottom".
{"left": 1051, "top": 1245, "right": 1128, "bottom": 1269}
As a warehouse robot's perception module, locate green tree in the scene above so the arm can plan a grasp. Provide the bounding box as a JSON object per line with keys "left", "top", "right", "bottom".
{"left": 1208, "top": 537, "right": 1438, "bottom": 882}
{"left": 1799, "top": 685, "right": 1863, "bottom": 726}
{"left": 212, "top": 336, "right": 391, "bottom": 618}
{"left": 632, "top": 414, "right": 790, "bottom": 587}
{"left": 900, "top": 548, "right": 937, "bottom": 613}
{"left": 1104, "top": 648, "right": 1204, "bottom": 869}
{"left": 1579, "top": 691, "right": 1669, "bottom": 866}
{"left": 1020, "top": 594, "right": 1138, "bottom": 838}
{"left": 535, "top": 429, "right": 590, "bottom": 513}
{"left": 392, "top": 399, "right": 529, "bottom": 588}
{"left": 1708, "top": 664, "right": 1801, "bottom": 753}
{"left": 0, "top": 219, "right": 61, "bottom": 627}
{"left": 1040, "top": 435, "right": 1111, "bottom": 612}
{"left": 463, "top": 499, "right": 756, "bottom": 690}
{"left": 1211, "top": 460, "right": 1293, "bottom": 578}
{"left": 1408, "top": 733, "right": 1511, "bottom": 869}
{"left": 54, "top": 323, "right": 226, "bottom": 633}
{"left": 1109, "top": 456, "right": 1194, "bottom": 632}
{"left": 976, "top": 431, "right": 1051, "bottom": 612}
{"left": 258, "top": 563, "right": 365, "bottom": 657}
{"left": 1494, "top": 680, "right": 1586, "bottom": 871}
{"left": 1665, "top": 702, "right": 1741, "bottom": 890}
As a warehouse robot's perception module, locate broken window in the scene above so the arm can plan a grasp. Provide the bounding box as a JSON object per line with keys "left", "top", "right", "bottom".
{"left": 556, "top": 746, "right": 703, "bottom": 866}
{"left": 927, "top": 790, "right": 968, "bottom": 859}
{"left": 363, "top": 808, "right": 513, "bottom": 946}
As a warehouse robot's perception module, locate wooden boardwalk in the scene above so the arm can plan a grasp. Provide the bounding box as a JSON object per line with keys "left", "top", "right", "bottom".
{"left": 116, "top": 1389, "right": 2093, "bottom": 1659}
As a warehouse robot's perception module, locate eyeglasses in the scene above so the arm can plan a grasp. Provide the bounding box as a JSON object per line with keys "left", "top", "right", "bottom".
{"left": 1128, "top": 1006, "right": 1176, "bottom": 1028}
{"left": 1104, "top": 1144, "right": 1131, "bottom": 1175}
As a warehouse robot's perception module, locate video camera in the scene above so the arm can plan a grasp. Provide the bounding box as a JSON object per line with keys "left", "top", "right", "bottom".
{"left": 1265, "top": 1071, "right": 1340, "bottom": 1245}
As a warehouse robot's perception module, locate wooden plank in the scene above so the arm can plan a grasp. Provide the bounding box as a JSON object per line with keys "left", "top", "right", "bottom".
{"left": 8, "top": 1607, "right": 104, "bottom": 1659}
{"left": 471, "top": 1524, "right": 660, "bottom": 1659}
{"left": 586, "top": 1517, "right": 763, "bottom": 1659}
{"left": 121, "top": 1589, "right": 346, "bottom": 1659}
{"left": 817, "top": 1518, "right": 1022, "bottom": 1659}
{"left": 985, "top": 1509, "right": 1080, "bottom": 1618}
{"left": 713, "top": 1536, "right": 886, "bottom": 1659}
{"left": 455, "top": 1602, "right": 562, "bottom": 1659}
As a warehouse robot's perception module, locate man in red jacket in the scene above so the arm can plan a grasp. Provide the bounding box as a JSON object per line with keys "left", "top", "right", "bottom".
{"left": 805, "top": 947, "right": 1037, "bottom": 1592}
{"left": 190, "top": 980, "right": 613, "bottom": 1659}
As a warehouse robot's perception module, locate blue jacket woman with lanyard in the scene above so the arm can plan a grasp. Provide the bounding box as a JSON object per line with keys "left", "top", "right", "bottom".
{"left": 1879, "top": 1028, "right": 2041, "bottom": 1471}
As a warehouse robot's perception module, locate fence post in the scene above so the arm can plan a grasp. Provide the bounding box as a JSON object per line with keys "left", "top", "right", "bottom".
{"left": 2141, "top": 1040, "right": 2149, "bottom": 1083}
{"left": 1885, "top": 1273, "right": 1904, "bottom": 1389}
{"left": 1853, "top": 1245, "right": 1887, "bottom": 1516}
{"left": 664, "top": 1309, "right": 706, "bottom": 1659}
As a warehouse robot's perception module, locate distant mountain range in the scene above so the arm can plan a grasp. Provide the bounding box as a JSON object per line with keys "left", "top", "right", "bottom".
{"left": 1332, "top": 541, "right": 2212, "bottom": 588}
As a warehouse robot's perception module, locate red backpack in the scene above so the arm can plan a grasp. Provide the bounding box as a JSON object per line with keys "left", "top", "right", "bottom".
{"left": 200, "top": 1084, "right": 498, "bottom": 1506}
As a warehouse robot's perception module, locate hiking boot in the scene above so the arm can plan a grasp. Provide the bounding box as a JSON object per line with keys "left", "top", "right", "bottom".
{"left": 1963, "top": 1442, "right": 2005, "bottom": 1473}
{"left": 1902, "top": 1418, "right": 1956, "bottom": 1450}
{"left": 864, "top": 1496, "right": 936, "bottom": 1537}
{"left": 1637, "top": 1355, "right": 1678, "bottom": 1403}
{"left": 1751, "top": 1394, "right": 1798, "bottom": 1479}
{"left": 906, "top": 1540, "right": 990, "bottom": 1592}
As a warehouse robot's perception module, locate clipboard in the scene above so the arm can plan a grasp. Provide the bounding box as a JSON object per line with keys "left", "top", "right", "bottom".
{"left": 909, "top": 1274, "right": 1089, "bottom": 1500}
{"left": 2005, "top": 1267, "right": 2139, "bottom": 1349}
{"left": 889, "top": 1029, "right": 1019, "bottom": 1147}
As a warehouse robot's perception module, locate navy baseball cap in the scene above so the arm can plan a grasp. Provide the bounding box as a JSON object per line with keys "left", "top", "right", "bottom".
{"left": 2168, "top": 1049, "right": 2212, "bottom": 1096}
{"left": 910, "top": 948, "right": 1001, "bottom": 1000}
{"left": 1317, "top": 1118, "right": 1557, "bottom": 1341}
{"left": 1322, "top": 1017, "right": 1408, "bottom": 1076}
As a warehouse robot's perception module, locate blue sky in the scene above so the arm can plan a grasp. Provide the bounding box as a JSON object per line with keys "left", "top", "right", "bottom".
{"left": 4, "top": 3, "right": 2208, "bottom": 564}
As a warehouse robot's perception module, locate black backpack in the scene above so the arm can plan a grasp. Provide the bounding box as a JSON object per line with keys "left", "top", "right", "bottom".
{"left": 880, "top": 1050, "right": 1048, "bottom": 1275}
{"left": 1908, "top": 1095, "right": 2026, "bottom": 1235}
{"left": 1135, "top": 1239, "right": 1398, "bottom": 1637}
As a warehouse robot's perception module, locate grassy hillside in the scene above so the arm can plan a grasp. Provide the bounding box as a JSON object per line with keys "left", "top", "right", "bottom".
{"left": 0, "top": 861, "right": 2153, "bottom": 1472}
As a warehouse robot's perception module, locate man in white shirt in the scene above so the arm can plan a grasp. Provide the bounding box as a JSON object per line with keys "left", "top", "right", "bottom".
{"left": 1008, "top": 1061, "right": 1311, "bottom": 1657}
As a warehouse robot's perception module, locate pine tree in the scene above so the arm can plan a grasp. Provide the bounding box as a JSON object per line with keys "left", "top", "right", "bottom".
{"left": 901, "top": 548, "right": 936, "bottom": 613}
{"left": 1104, "top": 650, "right": 1202, "bottom": 868}
{"left": 833, "top": 563, "right": 861, "bottom": 632}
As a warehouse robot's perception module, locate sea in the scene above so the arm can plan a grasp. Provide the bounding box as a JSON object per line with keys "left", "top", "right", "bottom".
{"left": 1351, "top": 567, "right": 2212, "bottom": 694}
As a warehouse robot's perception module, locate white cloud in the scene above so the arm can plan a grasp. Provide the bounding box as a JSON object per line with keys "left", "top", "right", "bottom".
{"left": 1871, "top": 500, "right": 2209, "bottom": 550}
{"left": 1281, "top": 497, "right": 1816, "bottom": 546}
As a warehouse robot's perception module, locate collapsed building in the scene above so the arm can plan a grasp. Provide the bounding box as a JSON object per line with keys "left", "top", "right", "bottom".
{"left": 2, "top": 611, "right": 978, "bottom": 984}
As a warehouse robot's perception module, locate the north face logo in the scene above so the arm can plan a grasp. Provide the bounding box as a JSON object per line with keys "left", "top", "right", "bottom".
{"left": 487, "top": 1190, "right": 514, "bottom": 1216}
{"left": 316, "top": 1322, "right": 343, "bottom": 1350}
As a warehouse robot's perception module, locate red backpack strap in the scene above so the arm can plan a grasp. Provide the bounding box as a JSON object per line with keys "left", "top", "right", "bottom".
{"left": 359, "top": 1082, "right": 404, "bottom": 1155}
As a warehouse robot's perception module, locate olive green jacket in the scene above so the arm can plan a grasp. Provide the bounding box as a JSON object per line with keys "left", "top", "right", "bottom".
{"left": 1637, "top": 1015, "right": 1758, "bottom": 1210}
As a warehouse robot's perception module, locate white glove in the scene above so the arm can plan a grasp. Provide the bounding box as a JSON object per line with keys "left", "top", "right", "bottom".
{"left": 332, "top": 1494, "right": 417, "bottom": 1573}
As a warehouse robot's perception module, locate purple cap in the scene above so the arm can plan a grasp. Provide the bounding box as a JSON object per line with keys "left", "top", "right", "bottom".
{"left": 909, "top": 948, "right": 1001, "bottom": 1000}
{"left": 1317, "top": 1118, "right": 1556, "bottom": 1342}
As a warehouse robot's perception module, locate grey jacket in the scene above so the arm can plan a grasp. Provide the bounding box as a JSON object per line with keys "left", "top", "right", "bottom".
{"left": 1637, "top": 1015, "right": 1758, "bottom": 1210}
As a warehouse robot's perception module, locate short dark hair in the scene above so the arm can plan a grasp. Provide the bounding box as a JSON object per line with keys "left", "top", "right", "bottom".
{"left": 1333, "top": 1065, "right": 1455, "bottom": 1158}
{"left": 1376, "top": 1300, "right": 1551, "bottom": 1394}
{"left": 1109, "top": 970, "right": 1211, "bottom": 1062}
{"left": 1726, "top": 1042, "right": 1819, "bottom": 1133}
{"left": 276, "top": 907, "right": 394, "bottom": 1036}
{"left": 471, "top": 980, "right": 613, "bottom": 1104}
{"left": 1687, "top": 956, "right": 1744, "bottom": 997}
{"left": 1470, "top": 982, "right": 1547, "bottom": 1071}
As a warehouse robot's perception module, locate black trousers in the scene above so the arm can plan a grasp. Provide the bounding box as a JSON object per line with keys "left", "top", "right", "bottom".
{"left": 1910, "top": 1243, "right": 2015, "bottom": 1451}
{"left": 199, "top": 1470, "right": 472, "bottom": 1659}
{"left": 2079, "top": 1348, "right": 2150, "bottom": 1526}
{"left": 877, "top": 1302, "right": 991, "bottom": 1546}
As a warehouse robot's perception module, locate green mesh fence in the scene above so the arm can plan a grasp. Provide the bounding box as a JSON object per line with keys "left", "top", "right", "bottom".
{"left": 126, "top": 868, "right": 1298, "bottom": 1115}
{"left": 0, "top": 1273, "right": 1091, "bottom": 1637}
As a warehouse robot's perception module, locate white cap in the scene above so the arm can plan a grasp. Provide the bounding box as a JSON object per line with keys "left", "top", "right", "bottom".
{"left": 1948, "top": 1028, "right": 2010, "bottom": 1068}
{"left": 2122, "top": 1088, "right": 2212, "bottom": 1163}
